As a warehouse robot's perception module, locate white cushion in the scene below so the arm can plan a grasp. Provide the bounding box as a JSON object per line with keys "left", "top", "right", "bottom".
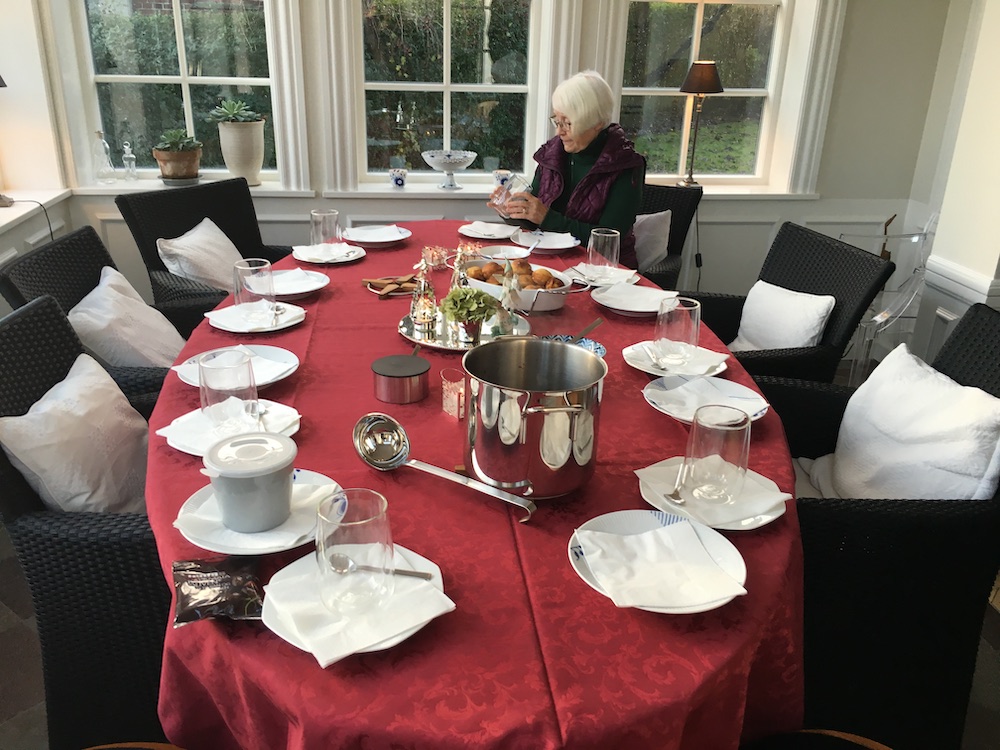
{"left": 0, "top": 354, "right": 147, "bottom": 513}
{"left": 156, "top": 217, "right": 242, "bottom": 291}
{"left": 633, "top": 210, "right": 672, "bottom": 273}
{"left": 729, "top": 279, "right": 836, "bottom": 352}
{"left": 69, "top": 266, "right": 186, "bottom": 368}
{"left": 805, "top": 344, "right": 1000, "bottom": 500}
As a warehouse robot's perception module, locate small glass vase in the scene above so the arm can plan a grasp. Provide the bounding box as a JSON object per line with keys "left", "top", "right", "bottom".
{"left": 457, "top": 320, "right": 483, "bottom": 346}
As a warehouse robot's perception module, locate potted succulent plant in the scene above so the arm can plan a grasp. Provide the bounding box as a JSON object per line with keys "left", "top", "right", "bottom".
{"left": 207, "top": 98, "right": 266, "bottom": 186}
{"left": 441, "top": 287, "right": 500, "bottom": 346}
{"left": 152, "top": 129, "right": 203, "bottom": 181}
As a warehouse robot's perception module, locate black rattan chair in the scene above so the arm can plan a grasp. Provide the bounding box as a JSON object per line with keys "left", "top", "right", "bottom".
{"left": 637, "top": 183, "right": 703, "bottom": 290}
{"left": 686, "top": 222, "right": 894, "bottom": 382}
{"left": 0, "top": 296, "right": 171, "bottom": 750}
{"left": 755, "top": 303, "right": 1000, "bottom": 750}
{"left": 742, "top": 729, "right": 893, "bottom": 749}
{"left": 115, "top": 177, "right": 290, "bottom": 321}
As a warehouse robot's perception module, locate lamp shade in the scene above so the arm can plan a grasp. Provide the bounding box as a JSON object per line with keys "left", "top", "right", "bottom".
{"left": 680, "top": 61, "right": 723, "bottom": 94}
{"left": 0, "top": 74, "right": 6, "bottom": 88}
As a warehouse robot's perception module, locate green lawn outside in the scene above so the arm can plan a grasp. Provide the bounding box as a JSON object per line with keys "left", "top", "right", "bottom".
{"left": 636, "top": 120, "right": 761, "bottom": 176}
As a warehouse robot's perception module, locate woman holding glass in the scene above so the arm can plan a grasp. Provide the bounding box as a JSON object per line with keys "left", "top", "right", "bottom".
{"left": 494, "top": 70, "right": 646, "bottom": 268}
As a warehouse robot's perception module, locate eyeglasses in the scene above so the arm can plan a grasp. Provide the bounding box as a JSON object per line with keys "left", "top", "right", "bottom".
{"left": 549, "top": 116, "right": 572, "bottom": 131}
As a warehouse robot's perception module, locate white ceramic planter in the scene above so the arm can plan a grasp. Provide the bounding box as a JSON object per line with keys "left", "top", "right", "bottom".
{"left": 218, "top": 120, "right": 265, "bottom": 186}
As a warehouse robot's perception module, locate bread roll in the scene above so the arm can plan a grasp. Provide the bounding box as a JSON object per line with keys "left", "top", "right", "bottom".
{"left": 511, "top": 259, "right": 532, "bottom": 275}
{"left": 482, "top": 262, "right": 503, "bottom": 278}
{"left": 531, "top": 268, "right": 553, "bottom": 285}
{"left": 466, "top": 266, "right": 486, "bottom": 281}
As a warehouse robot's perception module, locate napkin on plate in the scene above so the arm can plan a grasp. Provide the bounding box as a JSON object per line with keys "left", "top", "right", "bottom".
{"left": 204, "top": 303, "right": 306, "bottom": 332}
{"left": 175, "top": 483, "right": 336, "bottom": 551}
{"left": 172, "top": 345, "right": 296, "bottom": 386}
{"left": 344, "top": 224, "right": 405, "bottom": 242}
{"left": 573, "top": 263, "right": 639, "bottom": 285}
{"left": 534, "top": 231, "right": 576, "bottom": 247}
{"left": 576, "top": 520, "right": 746, "bottom": 608}
{"left": 636, "top": 457, "right": 791, "bottom": 527}
{"left": 645, "top": 377, "right": 768, "bottom": 423}
{"left": 596, "top": 284, "right": 677, "bottom": 312}
{"left": 292, "top": 243, "right": 361, "bottom": 263}
{"left": 271, "top": 268, "right": 316, "bottom": 295}
{"left": 627, "top": 341, "right": 729, "bottom": 376}
{"left": 155, "top": 399, "right": 301, "bottom": 456}
{"left": 468, "top": 221, "right": 516, "bottom": 238}
{"left": 264, "top": 557, "right": 456, "bottom": 667}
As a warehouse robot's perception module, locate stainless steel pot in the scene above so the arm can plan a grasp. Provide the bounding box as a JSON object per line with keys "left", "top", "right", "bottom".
{"left": 461, "top": 338, "right": 607, "bottom": 498}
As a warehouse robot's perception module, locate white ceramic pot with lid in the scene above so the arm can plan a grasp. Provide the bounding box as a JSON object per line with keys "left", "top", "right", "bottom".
{"left": 203, "top": 433, "right": 298, "bottom": 532}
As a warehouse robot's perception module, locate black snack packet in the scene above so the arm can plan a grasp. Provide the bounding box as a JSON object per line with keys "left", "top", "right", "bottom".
{"left": 172, "top": 557, "right": 264, "bottom": 627}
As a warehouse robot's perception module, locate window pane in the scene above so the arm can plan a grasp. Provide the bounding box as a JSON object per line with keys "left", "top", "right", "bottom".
{"left": 451, "top": 0, "right": 530, "bottom": 85}
{"left": 85, "top": 1, "right": 179, "bottom": 76}
{"left": 180, "top": 0, "right": 270, "bottom": 78}
{"left": 193, "top": 86, "right": 276, "bottom": 169}
{"left": 452, "top": 92, "right": 526, "bottom": 170}
{"left": 363, "top": 0, "right": 445, "bottom": 83}
{"left": 97, "top": 83, "right": 185, "bottom": 169}
{"left": 366, "top": 91, "right": 444, "bottom": 171}
{"left": 699, "top": 4, "right": 777, "bottom": 89}
{"left": 621, "top": 95, "right": 685, "bottom": 175}
{"left": 623, "top": 2, "right": 696, "bottom": 88}
{"left": 696, "top": 96, "right": 763, "bottom": 174}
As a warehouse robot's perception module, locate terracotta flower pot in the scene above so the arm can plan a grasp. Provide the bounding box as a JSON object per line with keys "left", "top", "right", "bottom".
{"left": 218, "top": 120, "right": 265, "bottom": 186}
{"left": 152, "top": 148, "right": 201, "bottom": 180}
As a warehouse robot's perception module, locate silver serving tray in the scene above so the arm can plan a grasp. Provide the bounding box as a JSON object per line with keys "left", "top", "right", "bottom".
{"left": 397, "top": 311, "right": 530, "bottom": 352}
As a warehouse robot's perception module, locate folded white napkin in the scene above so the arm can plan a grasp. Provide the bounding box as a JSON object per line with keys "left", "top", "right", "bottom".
{"left": 155, "top": 399, "right": 301, "bottom": 456}
{"left": 468, "top": 221, "right": 516, "bottom": 238}
{"left": 344, "top": 224, "right": 405, "bottom": 242}
{"left": 573, "top": 263, "right": 639, "bottom": 286}
{"left": 576, "top": 521, "right": 747, "bottom": 608}
{"left": 596, "top": 284, "right": 677, "bottom": 312}
{"left": 636, "top": 457, "right": 791, "bottom": 526}
{"left": 175, "top": 483, "right": 336, "bottom": 551}
{"left": 205, "top": 303, "right": 306, "bottom": 332}
{"left": 172, "top": 345, "right": 296, "bottom": 386}
{"left": 645, "top": 377, "right": 768, "bottom": 423}
{"left": 627, "top": 341, "right": 729, "bottom": 376}
{"left": 271, "top": 268, "right": 315, "bottom": 295}
{"left": 292, "top": 243, "right": 362, "bottom": 263}
{"left": 534, "top": 231, "right": 576, "bottom": 248}
{"left": 264, "top": 554, "right": 456, "bottom": 667}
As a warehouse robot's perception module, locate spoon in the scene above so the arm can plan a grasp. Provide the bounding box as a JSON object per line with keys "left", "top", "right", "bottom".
{"left": 570, "top": 317, "right": 604, "bottom": 344}
{"left": 662, "top": 461, "right": 687, "bottom": 506}
{"left": 352, "top": 413, "right": 536, "bottom": 523}
{"left": 327, "top": 553, "right": 434, "bottom": 581}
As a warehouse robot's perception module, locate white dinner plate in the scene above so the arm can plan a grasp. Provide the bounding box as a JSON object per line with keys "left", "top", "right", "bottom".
{"left": 262, "top": 545, "right": 444, "bottom": 654}
{"left": 638, "top": 464, "right": 788, "bottom": 532}
{"left": 642, "top": 376, "right": 769, "bottom": 424}
{"left": 477, "top": 244, "right": 531, "bottom": 260}
{"left": 622, "top": 342, "right": 729, "bottom": 379}
{"left": 175, "top": 345, "right": 300, "bottom": 388}
{"left": 176, "top": 469, "right": 339, "bottom": 555}
{"left": 568, "top": 509, "right": 747, "bottom": 614}
{"left": 160, "top": 399, "right": 301, "bottom": 456}
{"left": 272, "top": 269, "right": 330, "bottom": 301}
{"left": 290, "top": 245, "right": 366, "bottom": 265}
{"left": 590, "top": 286, "right": 678, "bottom": 316}
{"left": 458, "top": 223, "right": 517, "bottom": 240}
{"left": 342, "top": 225, "right": 412, "bottom": 247}
{"left": 511, "top": 228, "right": 580, "bottom": 252}
{"left": 206, "top": 303, "right": 306, "bottom": 334}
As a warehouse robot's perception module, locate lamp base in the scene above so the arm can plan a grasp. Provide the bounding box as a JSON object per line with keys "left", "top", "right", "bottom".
{"left": 677, "top": 177, "right": 700, "bottom": 188}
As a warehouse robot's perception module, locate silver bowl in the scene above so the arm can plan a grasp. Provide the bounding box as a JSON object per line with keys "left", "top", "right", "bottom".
{"left": 421, "top": 149, "right": 478, "bottom": 190}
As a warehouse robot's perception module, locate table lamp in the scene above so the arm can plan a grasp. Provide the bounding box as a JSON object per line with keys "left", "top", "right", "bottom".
{"left": 678, "top": 61, "right": 723, "bottom": 187}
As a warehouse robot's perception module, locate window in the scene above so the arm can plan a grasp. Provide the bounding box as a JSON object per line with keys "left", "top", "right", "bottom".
{"left": 83, "top": 0, "right": 275, "bottom": 175}
{"left": 619, "top": 0, "right": 779, "bottom": 181}
{"left": 360, "top": 0, "right": 532, "bottom": 177}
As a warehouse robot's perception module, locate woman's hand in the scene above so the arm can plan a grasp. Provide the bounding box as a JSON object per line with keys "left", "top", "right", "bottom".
{"left": 506, "top": 192, "right": 548, "bottom": 225}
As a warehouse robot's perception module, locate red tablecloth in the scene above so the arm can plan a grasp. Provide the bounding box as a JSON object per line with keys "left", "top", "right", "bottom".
{"left": 146, "top": 219, "right": 803, "bottom": 750}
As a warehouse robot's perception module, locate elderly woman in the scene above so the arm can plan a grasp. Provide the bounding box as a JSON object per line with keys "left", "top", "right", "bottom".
{"left": 500, "top": 70, "right": 646, "bottom": 268}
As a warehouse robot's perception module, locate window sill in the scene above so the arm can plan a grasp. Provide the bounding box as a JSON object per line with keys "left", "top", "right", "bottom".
{"left": 73, "top": 177, "right": 313, "bottom": 199}
{"left": 0, "top": 189, "right": 72, "bottom": 234}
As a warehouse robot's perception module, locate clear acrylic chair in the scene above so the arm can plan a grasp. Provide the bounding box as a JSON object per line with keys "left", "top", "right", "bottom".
{"left": 838, "top": 231, "right": 930, "bottom": 386}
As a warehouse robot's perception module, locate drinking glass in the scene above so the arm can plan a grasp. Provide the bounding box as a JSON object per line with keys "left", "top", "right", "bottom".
{"left": 233, "top": 258, "right": 276, "bottom": 327}
{"left": 584, "top": 227, "right": 621, "bottom": 284}
{"left": 441, "top": 368, "right": 465, "bottom": 419}
{"left": 682, "top": 404, "right": 751, "bottom": 504}
{"left": 487, "top": 174, "right": 532, "bottom": 219}
{"left": 653, "top": 296, "right": 701, "bottom": 367}
{"left": 198, "top": 349, "right": 260, "bottom": 434}
{"left": 316, "top": 489, "right": 395, "bottom": 617}
{"left": 310, "top": 208, "right": 342, "bottom": 245}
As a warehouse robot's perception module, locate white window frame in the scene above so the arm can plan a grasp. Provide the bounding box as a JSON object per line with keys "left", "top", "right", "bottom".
{"left": 43, "top": 0, "right": 309, "bottom": 191}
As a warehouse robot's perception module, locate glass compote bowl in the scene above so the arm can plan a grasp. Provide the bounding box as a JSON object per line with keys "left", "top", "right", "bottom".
{"left": 421, "top": 149, "right": 478, "bottom": 190}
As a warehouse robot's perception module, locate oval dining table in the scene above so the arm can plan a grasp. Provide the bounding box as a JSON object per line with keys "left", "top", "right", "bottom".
{"left": 144, "top": 219, "right": 803, "bottom": 750}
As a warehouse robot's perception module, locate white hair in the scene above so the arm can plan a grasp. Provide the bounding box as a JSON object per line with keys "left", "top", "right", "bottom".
{"left": 551, "top": 70, "right": 615, "bottom": 134}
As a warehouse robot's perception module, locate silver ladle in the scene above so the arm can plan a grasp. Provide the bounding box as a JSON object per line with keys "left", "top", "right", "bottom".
{"left": 352, "top": 413, "right": 536, "bottom": 523}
